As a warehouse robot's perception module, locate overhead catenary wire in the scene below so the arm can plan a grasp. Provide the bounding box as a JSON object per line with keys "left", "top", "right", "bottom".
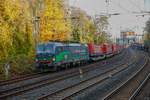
{"left": 110, "top": 0, "right": 149, "bottom": 16}
{"left": 128, "top": 0, "right": 142, "bottom": 12}
{"left": 111, "top": 0, "right": 131, "bottom": 13}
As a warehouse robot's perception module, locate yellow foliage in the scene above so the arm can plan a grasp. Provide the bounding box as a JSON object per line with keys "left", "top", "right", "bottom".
{"left": 0, "top": 21, "right": 12, "bottom": 58}
{"left": 0, "top": 0, "right": 33, "bottom": 60}
{"left": 40, "top": 31, "right": 54, "bottom": 41}
{"left": 39, "top": 0, "right": 71, "bottom": 42}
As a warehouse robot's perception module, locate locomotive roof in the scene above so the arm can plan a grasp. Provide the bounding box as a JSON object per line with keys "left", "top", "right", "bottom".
{"left": 38, "top": 42, "right": 88, "bottom": 47}
{"left": 48, "top": 42, "right": 64, "bottom": 46}
{"left": 68, "top": 43, "right": 87, "bottom": 47}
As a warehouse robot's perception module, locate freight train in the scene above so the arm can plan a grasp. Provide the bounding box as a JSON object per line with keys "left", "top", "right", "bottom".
{"left": 35, "top": 42, "right": 124, "bottom": 71}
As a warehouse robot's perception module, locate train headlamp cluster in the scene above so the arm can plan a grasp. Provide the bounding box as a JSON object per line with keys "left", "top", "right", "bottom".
{"left": 52, "top": 58, "right": 56, "bottom": 61}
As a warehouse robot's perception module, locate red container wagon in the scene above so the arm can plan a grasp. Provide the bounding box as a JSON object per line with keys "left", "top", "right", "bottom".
{"left": 112, "top": 44, "right": 118, "bottom": 55}
{"left": 116, "top": 44, "right": 120, "bottom": 54}
{"left": 116, "top": 44, "right": 124, "bottom": 54}
{"left": 101, "top": 43, "right": 113, "bottom": 57}
{"left": 88, "top": 43, "right": 105, "bottom": 61}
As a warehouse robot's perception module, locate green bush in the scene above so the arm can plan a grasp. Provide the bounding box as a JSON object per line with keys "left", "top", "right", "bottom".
{"left": 0, "top": 55, "right": 36, "bottom": 80}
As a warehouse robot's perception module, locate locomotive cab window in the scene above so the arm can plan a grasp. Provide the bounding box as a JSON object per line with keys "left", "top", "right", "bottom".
{"left": 37, "top": 44, "right": 54, "bottom": 54}
{"left": 56, "top": 46, "right": 64, "bottom": 54}
{"left": 45, "top": 44, "right": 54, "bottom": 53}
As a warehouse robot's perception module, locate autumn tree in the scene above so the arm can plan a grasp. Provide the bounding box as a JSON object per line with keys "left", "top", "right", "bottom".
{"left": 38, "top": 0, "right": 71, "bottom": 42}
{"left": 94, "top": 16, "right": 109, "bottom": 44}
{"left": 70, "top": 7, "right": 110, "bottom": 44}
{"left": 0, "top": 0, "right": 11, "bottom": 59}
{"left": 0, "top": 0, "right": 33, "bottom": 60}
{"left": 0, "top": 0, "right": 35, "bottom": 78}
{"left": 70, "top": 7, "right": 96, "bottom": 43}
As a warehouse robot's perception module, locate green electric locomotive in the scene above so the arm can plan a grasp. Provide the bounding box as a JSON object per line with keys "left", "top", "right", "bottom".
{"left": 36, "top": 42, "right": 89, "bottom": 71}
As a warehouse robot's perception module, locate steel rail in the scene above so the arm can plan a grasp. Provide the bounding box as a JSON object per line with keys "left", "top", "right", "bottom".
{"left": 0, "top": 72, "right": 45, "bottom": 86}
{"left": 102, "top": 55, "right": 148, "bottom": 100}
{"left": 37, "top": 52, "right": 138, "bottom": 100}
{"left": 129, "top": 73, "right": 150, "bottom": 100}
{"left": 0, "top": 49, "right": 126, "bottom": 86}
{"left": 0, "top": 50, "right": 129, "bottom": 99}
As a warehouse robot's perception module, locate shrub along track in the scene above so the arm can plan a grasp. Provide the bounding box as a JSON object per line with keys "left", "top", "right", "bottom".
{"left": 102, "top": 51, "right": 149, "bottom": 100}
{"left": 0, "top": 49, "right": 130, "bottom": 99}
{"left": 37, "top": 49, "right": 142, "bottom": 100}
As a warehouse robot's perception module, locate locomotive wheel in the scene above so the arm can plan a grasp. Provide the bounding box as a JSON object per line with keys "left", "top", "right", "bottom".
{"left": 70, "top": 62, "right": 74, "bottom": 68}
{"left": 53, "top": 66, "right": 59, "bottom": 71}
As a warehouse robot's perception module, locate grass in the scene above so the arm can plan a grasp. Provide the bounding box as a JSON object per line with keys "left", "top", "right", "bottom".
{"left": 0, "top": 55, "right": 36, "bottom": 80}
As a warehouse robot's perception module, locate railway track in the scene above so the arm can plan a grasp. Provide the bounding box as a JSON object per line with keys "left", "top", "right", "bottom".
{"left": 66, "top": 50, "right": 147, "bottom": 100}
{"left": 102, "top": 53, "right": 149, "bottom": 100}
{"left": 38, "top": 61, "right": 137, "bottom": 100}
{"left": 36, "top": 49, "right": 139, "bottom": 100}
{"left": 0, "top": 49, "right": 126, "bottom": 86}
{"left": 0, "top": 49, "right": 130, "bottom": 99}
{"left": 129, "top": 73, "right": 150, "bottom": 100}
{"left": 0, "top": 72, "right": 45, "bottom": 86}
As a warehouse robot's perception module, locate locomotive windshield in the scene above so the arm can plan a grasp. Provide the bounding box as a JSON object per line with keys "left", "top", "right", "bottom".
{"left": 37, "top": 44, "right": 54, "bottom": 54}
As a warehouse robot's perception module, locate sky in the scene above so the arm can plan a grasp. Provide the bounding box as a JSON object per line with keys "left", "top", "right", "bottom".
{"left": 69, "top": 0, "right": 150, "bottom": 38}
{"left": 145, "top": 0, "right": 150, "bottom": 11}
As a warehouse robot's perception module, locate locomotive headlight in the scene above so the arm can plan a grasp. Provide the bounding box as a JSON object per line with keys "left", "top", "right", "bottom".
{"left": 35, "top": 59, "right": 38, "bottom": 62}
{"left": 52, "top": 58, "right": 55, "bottom": 61}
